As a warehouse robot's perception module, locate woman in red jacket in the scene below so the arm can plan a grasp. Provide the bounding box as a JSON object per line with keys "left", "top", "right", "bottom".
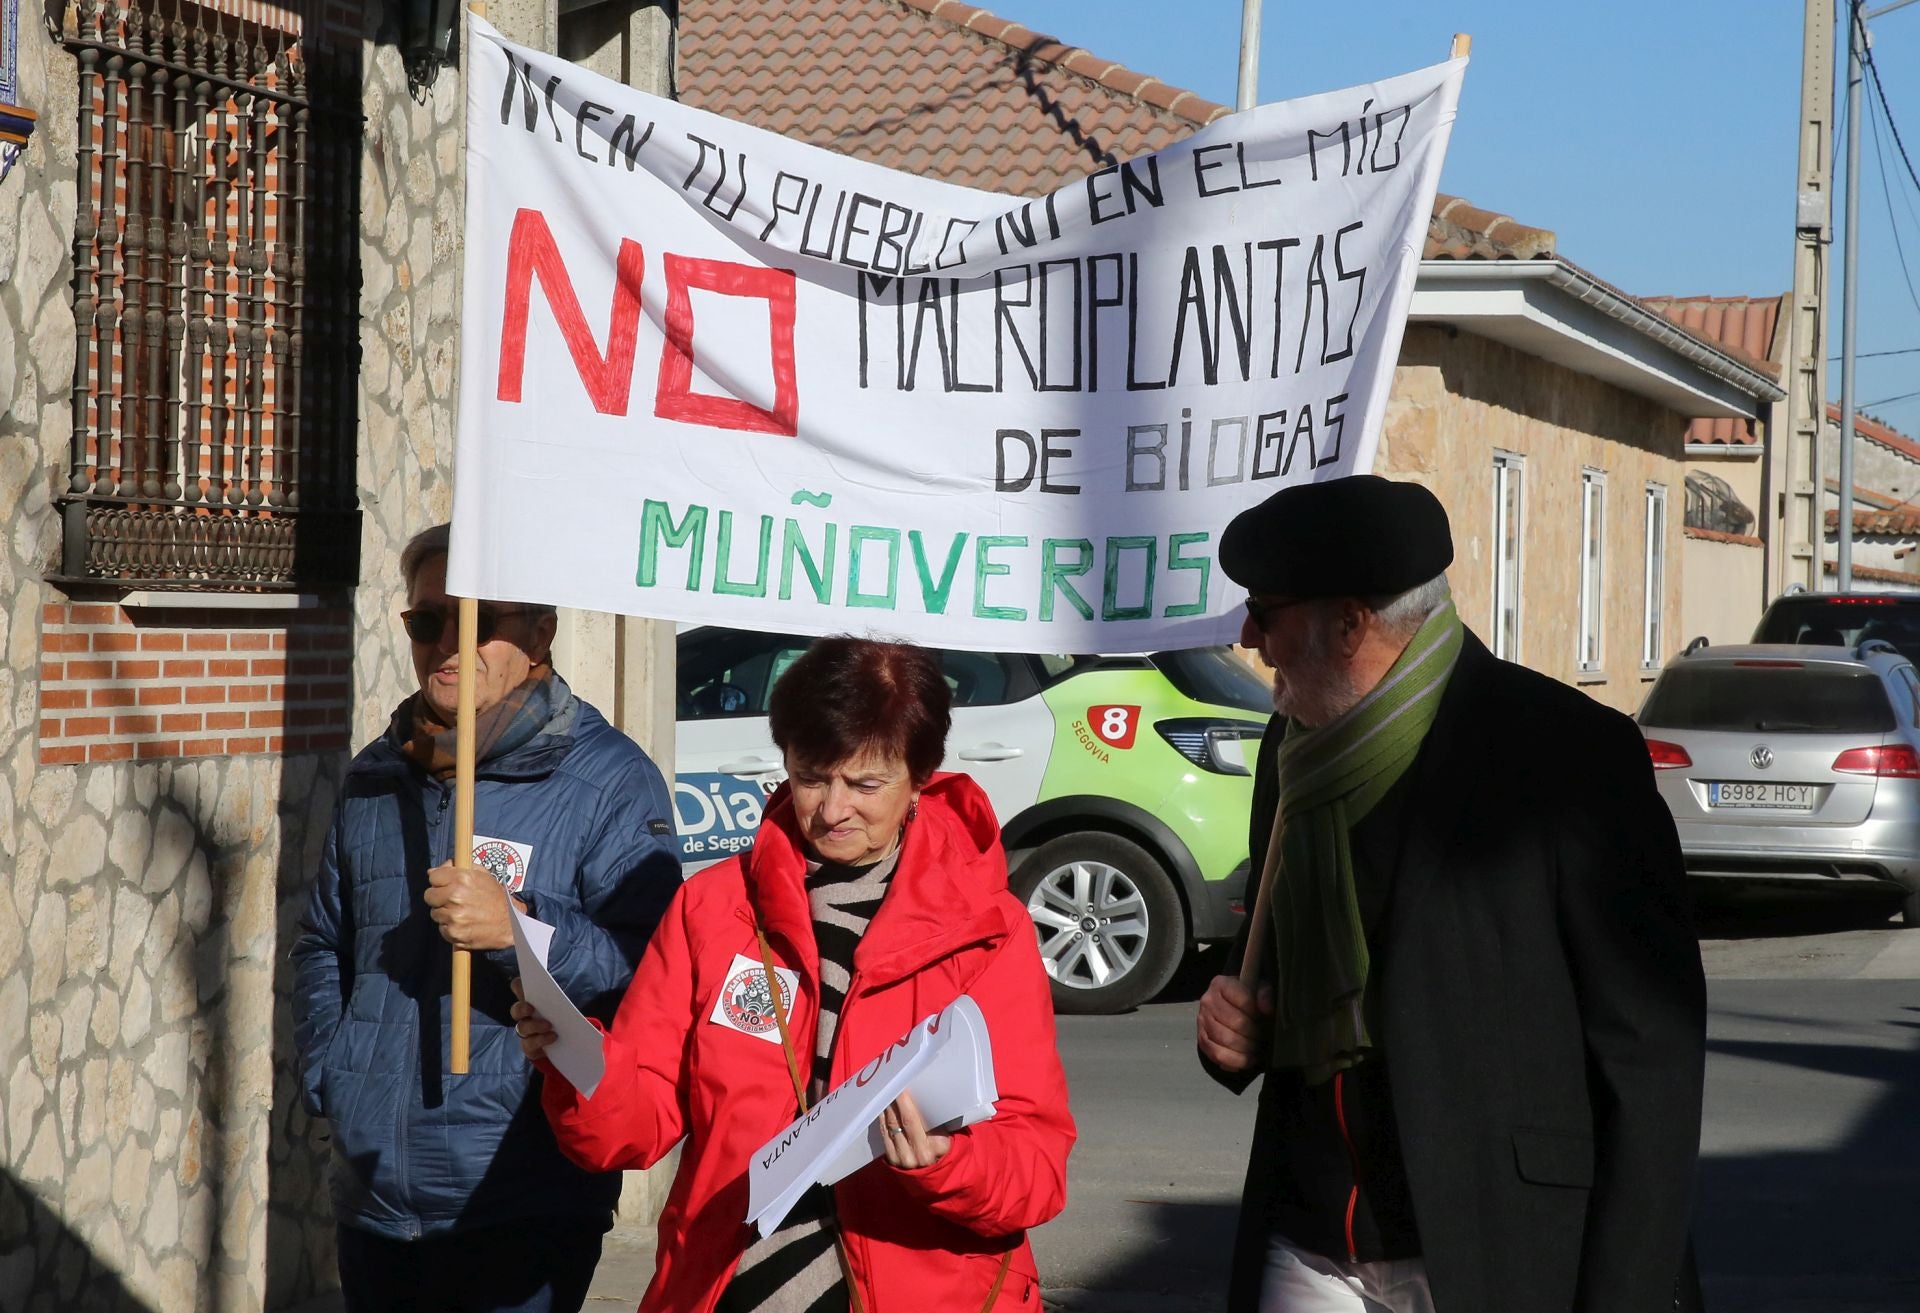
{"left": 511, "top": 637, "right": 1075, "bottom": 1313}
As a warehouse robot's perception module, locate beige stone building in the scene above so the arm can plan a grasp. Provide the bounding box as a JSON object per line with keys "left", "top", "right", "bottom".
{"left": 1388, "top": 252, "right": 1780, "bottom": 714}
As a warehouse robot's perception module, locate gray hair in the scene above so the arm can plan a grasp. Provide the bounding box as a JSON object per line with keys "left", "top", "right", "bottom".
{"left": 398, "top": 523, "right": 556, "bottom": 619}
{"left": 400, "top": 523, "right": 452, "bottom": 594}
{"left": 1364, "top": 574, "right": 1451, "bottom": 642}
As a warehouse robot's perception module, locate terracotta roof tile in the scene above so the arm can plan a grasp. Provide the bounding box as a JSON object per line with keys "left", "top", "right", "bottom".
{"left": 1427, "top": 194, "right": 1556, "bottom": 260}
{"left": 678, "top": 0, "right": 1228, "bottom": 192}
{"left": 677, "top": 0, "right": 1548, "bottom": 260}
{"left": 1827, "top": 506, "right": 1920, "bottom": 536}
{"left": 1636, "top": 294, "right": 1787, "bottom": 447}
{"left": 1642, "top": 295, "right": 1785, "bottom": 369}
{"left": 1684, "top": 526, "right": 1764, "bottom": 547}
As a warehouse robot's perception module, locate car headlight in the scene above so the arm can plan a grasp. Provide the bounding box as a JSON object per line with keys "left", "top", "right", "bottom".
{"left": 1155, "top": 718, "right": 1265, "bottom": 775}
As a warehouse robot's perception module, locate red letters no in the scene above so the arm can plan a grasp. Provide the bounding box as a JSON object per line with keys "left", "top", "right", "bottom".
{"left": 496, "top": 207, "right": 645, "bottom": 415}
{"left": 656, "top": 254, "right": 800, "bottom": 437}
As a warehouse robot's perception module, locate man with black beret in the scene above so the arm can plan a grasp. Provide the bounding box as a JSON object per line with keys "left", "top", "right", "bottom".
{"left": 1197, "top": 475, "right": 1705, "bottom": 1313}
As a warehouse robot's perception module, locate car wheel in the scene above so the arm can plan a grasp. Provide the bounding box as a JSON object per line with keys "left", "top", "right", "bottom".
{"left": 1903, "top": 889, "right": 1920, "bottom": 928}
{"left": 1012, "top": 832, "right": 1185, "bottom": 1015}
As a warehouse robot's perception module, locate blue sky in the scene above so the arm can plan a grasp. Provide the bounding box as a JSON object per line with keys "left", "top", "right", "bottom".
{"left": 987, "top": 1, "right": 1920, "bottom": 434}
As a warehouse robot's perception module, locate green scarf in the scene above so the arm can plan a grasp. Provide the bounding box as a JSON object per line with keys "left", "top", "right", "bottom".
{"left": 1265, "top": 599, "right": 1464, "bottom": 1083}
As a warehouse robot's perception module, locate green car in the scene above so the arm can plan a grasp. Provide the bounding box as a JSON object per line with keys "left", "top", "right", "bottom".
{"left": 675, "top": 629, "right": 1268, "bottom": 1013}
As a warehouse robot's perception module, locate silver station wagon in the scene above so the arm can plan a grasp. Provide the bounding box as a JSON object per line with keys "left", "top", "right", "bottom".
{"left": 1637, "top": 642, "right": 1920, "bottom": 926}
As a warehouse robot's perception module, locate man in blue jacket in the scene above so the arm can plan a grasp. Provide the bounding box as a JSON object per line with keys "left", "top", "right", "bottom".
{"left": 293, "top": 523, "right": 681, "bottom": 1312}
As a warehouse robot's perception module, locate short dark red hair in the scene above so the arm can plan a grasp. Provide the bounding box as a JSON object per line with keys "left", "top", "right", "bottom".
{"left": 768, "top": 637, "right": 951, "bottom": 783}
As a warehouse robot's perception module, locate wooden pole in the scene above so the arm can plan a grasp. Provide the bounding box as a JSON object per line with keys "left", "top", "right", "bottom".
{"left": 445, "top": 2, "right": 488, "bottom": 1080}
{"left": 451, "top": 595, "right": 478, "bottom": 1074}
{"left": 1451, "top": 33, "right": 1472, "bottom": 58}
{"left": 1236, "top": 799, "right": 1284, "bottom": 990}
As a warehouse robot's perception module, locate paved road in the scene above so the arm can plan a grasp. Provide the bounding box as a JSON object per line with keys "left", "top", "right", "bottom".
{"left": 1690, "top": 888, "right": 1920, "bottom": 1313}
{"left": 1036, "top": 887, "right": 1920, "bottom": 1312}
{"left": 575, "top": 887, "right": 1920, "bottom": 1313}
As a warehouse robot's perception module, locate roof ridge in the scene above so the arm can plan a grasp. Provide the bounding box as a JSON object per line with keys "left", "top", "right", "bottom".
{"left": 1427, "top": 193, "right": 1556, "bottom": 259}
{"left": 1826, "top": 402, "right": 1920, "bottom": 455}
{"left": 1641, "top": 293, "right": 1788, "bottom": 306}
{"left": 898, "top": 0, "right": 1233, "bottom": 127}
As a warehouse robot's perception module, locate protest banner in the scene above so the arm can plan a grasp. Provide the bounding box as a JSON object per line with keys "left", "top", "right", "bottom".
{"left": 449, "top": 16, "right": 1465, "bottom": 652}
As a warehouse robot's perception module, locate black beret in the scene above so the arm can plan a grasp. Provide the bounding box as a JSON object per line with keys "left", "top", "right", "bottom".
{"left": 1218, "top": 475, "right": 1453, "bottom": 599}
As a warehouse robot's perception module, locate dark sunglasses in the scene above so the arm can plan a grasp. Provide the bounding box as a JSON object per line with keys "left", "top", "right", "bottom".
{"left": 400, "top": 605, "right": 535, "bottom": 646}
{"left": 1243, "top": 595, "right": 1312, "bottom": 628}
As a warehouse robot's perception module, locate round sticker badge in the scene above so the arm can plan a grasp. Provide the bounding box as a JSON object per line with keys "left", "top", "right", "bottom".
{"left": 473, "top": 840, "right": 526, "bottom": 892}
{"left": 721, "top": 965, "right": 789, "bottom": 1035}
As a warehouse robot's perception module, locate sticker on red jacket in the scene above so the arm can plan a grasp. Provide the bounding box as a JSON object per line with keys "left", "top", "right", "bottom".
{"left": 709, "top": 952, "right": 799, "bottom": 1046}
{"left": 472, "top": 835, "right": 533, "bottom": 893}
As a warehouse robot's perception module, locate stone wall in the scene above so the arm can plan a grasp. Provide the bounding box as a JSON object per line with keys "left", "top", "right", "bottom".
{"left": 351, "top": 14, "right": 461, "bottom": 744}
{"left": 3, "top": 750, "right": 343, "bottom": 1313}
{"left": 1380, "top": 324, "right": 1689, "bottom": 714}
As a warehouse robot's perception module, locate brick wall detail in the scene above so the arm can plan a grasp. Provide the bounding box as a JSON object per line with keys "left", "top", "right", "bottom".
{"left": 39, "top": 603, "right": 354, "bottom": 764}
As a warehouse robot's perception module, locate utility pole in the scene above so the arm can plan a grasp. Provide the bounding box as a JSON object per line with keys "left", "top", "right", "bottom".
{"left": 1785, "top": 0, "right": 1833, "bottom": 595}
{"left": 1837, "top": 0, "right": 1920, "bottom": 591}
{"left": 1237, "top": 0, "right": 1262, "bottom": 111}
{"left": 1840, "top": 2, "right": 1865, "bottom": 591}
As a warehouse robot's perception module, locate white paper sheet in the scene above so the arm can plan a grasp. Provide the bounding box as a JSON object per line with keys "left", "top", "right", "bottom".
{"left": 746, "top": 996, "right": 997, "bottom": 1237}
{"left": 509, "top": 905, "right": 605, "bottom": 1099}
{"left": 816, "top": 996, "right": 997, "bottom": 1186}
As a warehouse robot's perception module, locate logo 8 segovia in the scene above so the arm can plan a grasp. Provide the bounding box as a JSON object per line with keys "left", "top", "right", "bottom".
{"left": 1088, "top": 705, "right": 1141, "bottom": 749}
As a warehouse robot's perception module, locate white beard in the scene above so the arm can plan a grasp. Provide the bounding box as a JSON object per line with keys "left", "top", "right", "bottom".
{"left": 1271, "top": 612, "right": 1361, "bottom": 728}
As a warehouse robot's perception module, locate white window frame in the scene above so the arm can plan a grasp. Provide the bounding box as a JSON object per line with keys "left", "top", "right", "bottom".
{"left": 1578, "top": 469, "right": 1607, "bottom": 673}
{"left": 1491, "top": 452, "right": 1526, "bottom": 661}
{"left": 1642, "top": 483, "right": 1668, "bottom": 671}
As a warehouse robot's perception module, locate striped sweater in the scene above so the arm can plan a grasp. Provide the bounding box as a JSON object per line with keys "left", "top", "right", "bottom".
{"left": 716, "top": 847, "right": 901, "bottom": 1313}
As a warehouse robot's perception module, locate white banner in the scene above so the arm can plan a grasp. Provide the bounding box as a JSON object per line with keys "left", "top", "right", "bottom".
{"left": 452, "top": 17, "right": 1463, "bottom": 652}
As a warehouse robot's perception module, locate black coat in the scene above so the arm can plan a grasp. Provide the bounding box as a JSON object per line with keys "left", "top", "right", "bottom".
{"left": 1215, "top": 633, "right": 1707, "bottom": 1313}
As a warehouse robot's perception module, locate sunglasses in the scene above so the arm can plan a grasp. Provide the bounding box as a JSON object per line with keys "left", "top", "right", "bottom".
{"left": 400, "top": 605, "right": 536, "bottom": 646}
{"left": 1243, "top": 595, "right": 1313, "bottom": 628}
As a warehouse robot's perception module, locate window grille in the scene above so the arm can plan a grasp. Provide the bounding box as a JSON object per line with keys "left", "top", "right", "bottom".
{"left": 56, "top": 0, "right": 359, "bottom": 590}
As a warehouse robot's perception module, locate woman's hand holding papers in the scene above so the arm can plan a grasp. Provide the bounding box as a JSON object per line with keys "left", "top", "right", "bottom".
{"left": 876, "top": 1089, "right": 951, "bottom": 1171}
{"left": 509, "top": 978, "right": 558, "bottom": 1061}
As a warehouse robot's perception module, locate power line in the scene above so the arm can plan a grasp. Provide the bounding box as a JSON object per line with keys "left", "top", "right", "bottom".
{"left": 1828, "top": 345, "right": 1920, "bottom": 358}
{"left": 1861, "top": 386, "right": 1920, "bottom": 407}
{"left": 1860, "top": 10, "right": 1920, "bottom": 198}
{"left": 1865, "top": 74, "right": 1920, "bottom": 319}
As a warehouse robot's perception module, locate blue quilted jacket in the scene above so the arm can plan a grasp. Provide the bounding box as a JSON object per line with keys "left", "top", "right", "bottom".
{"left": 291, "top": 682, "right": 680, "bottom": 1240}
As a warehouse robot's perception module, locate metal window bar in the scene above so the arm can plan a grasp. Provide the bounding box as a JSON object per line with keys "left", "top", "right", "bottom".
{"left": 57, "top": 0, "right": 359, "bottom": 591}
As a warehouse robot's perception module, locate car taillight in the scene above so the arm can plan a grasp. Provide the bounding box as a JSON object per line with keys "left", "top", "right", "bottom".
{"left": 1832, "top": 745, "right": 1920, "bottom": 777}
{"left": 1645, "top": 739, "right": 1692, "bottom": 769}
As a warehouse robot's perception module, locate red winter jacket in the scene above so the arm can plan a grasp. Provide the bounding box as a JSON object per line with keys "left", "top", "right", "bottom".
{"left": 540, "top": 772, "right": 1076, "bottom": 1313}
